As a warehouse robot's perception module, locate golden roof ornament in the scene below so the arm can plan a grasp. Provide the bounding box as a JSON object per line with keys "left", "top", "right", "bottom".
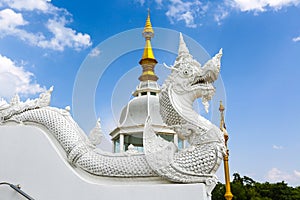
{"left": 139, "top": 10, "right": 158, "bottom": 81}
{"left": 143, "top": 9, "right": 154, "bottom": 38}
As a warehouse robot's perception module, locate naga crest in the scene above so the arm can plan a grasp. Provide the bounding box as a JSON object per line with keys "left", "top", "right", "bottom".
{"left": 163, "top": 33, "right": 222, "bottom": 112}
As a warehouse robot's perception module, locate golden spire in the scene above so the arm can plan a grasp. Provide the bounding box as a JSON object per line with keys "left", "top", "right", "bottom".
{"left": 219, "top": 101, "right": 233, "bottom": 200}
{"left": 139, "top": 10, "right": 158, "bottom": 82}
{"left": 143, "top": 9, "right": 154, "bottom": 37}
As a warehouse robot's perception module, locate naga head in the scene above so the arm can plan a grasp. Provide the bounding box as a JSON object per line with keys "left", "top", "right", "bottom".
{"left": 163, "top": 33, "right": 222, "bottom": 112}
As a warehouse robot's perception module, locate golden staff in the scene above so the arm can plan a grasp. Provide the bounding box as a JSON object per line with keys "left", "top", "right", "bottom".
{"left": 219, "top": 101, "right": 233, "bottom": 200}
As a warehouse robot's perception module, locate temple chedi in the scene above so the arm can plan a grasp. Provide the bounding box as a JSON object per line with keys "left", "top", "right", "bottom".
{"left": 109, "top": 12, "right": 184, "bottom": 152}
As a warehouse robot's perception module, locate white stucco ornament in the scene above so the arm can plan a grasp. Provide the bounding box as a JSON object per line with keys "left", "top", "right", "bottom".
{"left": 0, "top": 34, "right": 225, "bottom": 199}
{"left": 88, "top": 118, "right": 103, "bottom": 146}
{"left": 126, "top": 144, "right": 139, "bottom": 154}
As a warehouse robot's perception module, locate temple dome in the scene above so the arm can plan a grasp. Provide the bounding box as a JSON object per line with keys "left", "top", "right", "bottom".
{"left": 110, "top": 92, "right": 176, "bottom": 149}
{"left": 119, "top": 95, "right": 165, "bottom": 127}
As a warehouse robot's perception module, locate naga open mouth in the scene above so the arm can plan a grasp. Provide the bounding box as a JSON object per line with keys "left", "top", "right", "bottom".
{"left": 191, "top": 72, "right": 214, "bottom": 87}
{"left": 191, "top": 78, "right": 207, "bottom": 85}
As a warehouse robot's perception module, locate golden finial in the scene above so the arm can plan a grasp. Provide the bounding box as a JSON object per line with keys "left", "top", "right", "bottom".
{"left": 139, "top": 10, "right": 158, "bottom": 81}
{"left": 143, "top": 9, "right": 154, "bottom": 38}
{"left": 219, "top": 100, "right": 225, "bottom": 112}
{"left": 219, "top": 101, "right": 233, "bottom": 200}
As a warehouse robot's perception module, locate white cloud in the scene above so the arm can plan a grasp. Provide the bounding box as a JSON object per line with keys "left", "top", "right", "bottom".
{"left": 139, "top": 0, "right": 300, "bottom": 26}
{"left": 0, "top": 9, "right": 47, "bottom": 45}
{"left": 232, "top": 0, "right": 300, "bottom": 12}
{"left": 267, "top": 168, "right": 292, "bottom": 182}
{"left": 214, "top": 4, "right": 230, "bottom": 25}
{"left": 5, "top": 0, "right": 50, "bottom": 12}
{"left": 0, "top": 1, "right": 91, "bottom": 51}
{"left": 0, "top": 8, "right": 28, "bottom": 31}
{"left": 292, "top": 36, "right": 300, "bottom": 42}
{"left": 180, "top": 11, "right": 196, "bottom": 28}
{"left": 233, "top": 0, "right": 266, "bottom": 11}
{"left": 38, "top": 18, "right": 92, "bottom": 51}
{"left": 294, "top": 170, "right": 300, "bottom": 177}
{"left": 89, "top": 47, "right": 101, "bottom": 57}
{"left": 138, "top": 0, "right": 228, "bottom": 26}
{"left": 0, "top": 54, "right": 45, "bottom": 99}
{"left": 155, "top": 0, "right": 163, "bottom": 6}
{"left": 266, "top": 168, "right": 300, "bottom": 186}
{"left": 136, "top": 0, "right": 145, "bottom": 6}
{"left": 165, "top": 0, "right": 201, "bottom": 28}
{"left": 272, "top": 144, "right": 284, "bottom": 149}
{"left": 265, "top": 0, "right": 300, "bottom": 9}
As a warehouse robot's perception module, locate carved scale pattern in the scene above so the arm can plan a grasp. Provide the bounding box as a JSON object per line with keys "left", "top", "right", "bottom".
{"left": 154, "top": 86, "right": 225, "bottom": 182}
{"left": 159, "top": 87, "right": 184, "bottom": 126}
{"left": 77, "top": 152, "right": 154, "bottom": 177}
{"left": 10, "top": 108, "right": 156, "bottom": 177}
{"left": 172, "top": 143, "right": 223, "bottom": 175}
{"left": 143, "top": 116, "right": 224, "bottom": 183}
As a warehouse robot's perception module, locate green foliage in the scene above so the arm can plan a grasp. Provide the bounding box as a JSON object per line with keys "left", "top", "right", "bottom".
{"left": 212, "top": 173, "right": 300, "bottom": 200}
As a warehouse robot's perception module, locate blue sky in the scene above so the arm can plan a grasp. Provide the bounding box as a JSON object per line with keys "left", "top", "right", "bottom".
{"left": 0, "top": 0, "right": 300, "bottom": 186}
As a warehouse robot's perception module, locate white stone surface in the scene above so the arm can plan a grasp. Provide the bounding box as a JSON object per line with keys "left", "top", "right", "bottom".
{"left": 0, "top": 125, "right": 210, "bottom": 200}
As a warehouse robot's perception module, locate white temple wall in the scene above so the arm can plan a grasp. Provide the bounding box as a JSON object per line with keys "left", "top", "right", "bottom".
{"left": 0, "top": 125, "right": 209, "bottom": 200}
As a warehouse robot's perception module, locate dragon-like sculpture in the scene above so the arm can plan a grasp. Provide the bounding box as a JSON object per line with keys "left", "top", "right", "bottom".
{"left": 143, "top": 33, "right": 225, "bottom": 185}
{"left": 0, "top": 34, "right": 225, "bottom": 193}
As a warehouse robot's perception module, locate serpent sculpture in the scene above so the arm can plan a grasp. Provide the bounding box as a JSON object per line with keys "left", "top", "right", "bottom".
{"left": 0, "top": 34, "right": 225, "bottom": 193}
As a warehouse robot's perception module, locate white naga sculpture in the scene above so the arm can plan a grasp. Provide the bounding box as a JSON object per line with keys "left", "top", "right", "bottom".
{"left": 0, "top": 34, "right": 225, "bottom": 195}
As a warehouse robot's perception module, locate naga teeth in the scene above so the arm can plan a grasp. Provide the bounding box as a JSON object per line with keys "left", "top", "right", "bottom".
{"left": 191, "top": 73, "right": 214, "bottom": 86}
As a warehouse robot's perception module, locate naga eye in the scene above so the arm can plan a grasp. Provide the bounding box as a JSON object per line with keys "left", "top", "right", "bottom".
{"left": 182, "top": 69, "right": 192, "bottom": 76}
{"left": 180, "top": 65, "right": 193, "bottom": 77}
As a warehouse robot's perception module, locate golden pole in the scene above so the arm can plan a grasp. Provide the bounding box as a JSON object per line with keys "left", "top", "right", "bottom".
{"left": 219, "top": 101, "right": 233, "bottom": 200}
